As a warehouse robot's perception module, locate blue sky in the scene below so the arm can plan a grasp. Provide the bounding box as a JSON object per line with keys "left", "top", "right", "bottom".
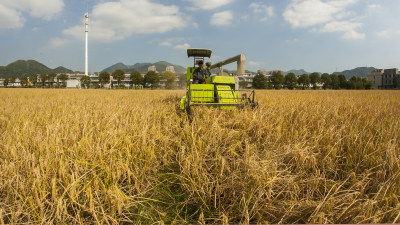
{"left": 0, "top": 0, "right": 399, "bottom": 73}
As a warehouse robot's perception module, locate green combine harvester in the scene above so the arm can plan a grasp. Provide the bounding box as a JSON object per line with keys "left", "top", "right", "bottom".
{"left": 180, "top": 49, "right": 258, "bottom": 115}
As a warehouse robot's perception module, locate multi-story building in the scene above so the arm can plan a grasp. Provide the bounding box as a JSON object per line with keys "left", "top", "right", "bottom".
{"left": 270, "top": 70, "right": 284, "bottom": 76}
{"left": 367, "top": 69, "right": 383, "bottom": 89}
{"left": 367, "top": 68, "right": 399, "bottom": 89}
{"left": 166, "top": 66, "right": 175, "bottom": 73}
{"left": 148, "top": 65, "right": 157, "bottom": 72}
{"left": 257, "top": 69, "right": 267, "bottom": 76}
{"left": 382, "top": 69, "right": 399, "bottom": 89}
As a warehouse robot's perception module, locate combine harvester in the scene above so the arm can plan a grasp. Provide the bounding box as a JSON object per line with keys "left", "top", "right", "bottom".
{"left": 180, "top": 48, "right": 258, "bottom": 115}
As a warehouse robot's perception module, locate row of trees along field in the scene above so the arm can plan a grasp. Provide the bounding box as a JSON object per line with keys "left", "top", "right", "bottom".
{"left": 92, "top": 70, "right": 184, "bottom": 89}
{"left": 2, "top": 73, "right": 69, "bottom": 88}
{"left": 2, "top": 70, "right": 186, "bottom": 89}
{"left": 250, "top": 72, "right": 374, "bottom": 90}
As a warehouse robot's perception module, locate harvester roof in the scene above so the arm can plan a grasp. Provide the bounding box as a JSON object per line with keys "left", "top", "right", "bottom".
{"left": 187, "top": 49, "right": 212, "bottom": 58}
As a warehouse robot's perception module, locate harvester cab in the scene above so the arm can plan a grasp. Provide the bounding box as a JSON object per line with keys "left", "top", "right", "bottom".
{"left": 180, "top": 48, "right": 258, "bottom": 115}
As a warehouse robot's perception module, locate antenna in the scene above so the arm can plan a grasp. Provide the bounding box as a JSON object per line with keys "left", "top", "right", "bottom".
{"left": 84, "top": 12, "right": 89, "bottom": 76}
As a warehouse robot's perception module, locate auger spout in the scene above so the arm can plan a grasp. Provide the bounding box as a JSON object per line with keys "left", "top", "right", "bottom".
{"left": 209, "top": 54, "right": 246, "bottom": 75}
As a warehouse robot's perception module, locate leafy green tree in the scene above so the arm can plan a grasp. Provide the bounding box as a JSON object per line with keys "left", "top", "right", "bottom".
{"left": 239, "top": 80, "right": 248, "bottom": 89}
{"left": 47, "top": 73, "right": 56, "bottom": 87}
{"left": 3, "top": 78, "right": 9, "bottom": 87}
{"left": 321, "top": 73, "right": 331, "bottom": 89}
{"left": 348, "top": 76, "right": 364, "bottom": 89}
{"left": 39, "top": 74, "right": 47, "bottom": 87}
{"left": 284, "top": 72, "right": 297, "bottom": 90}
{"left": 252, "top": 73, "right": 268, "bottom": 89}
{"left": 330, "top": 74, "right": 339, "bottom": 89}
{"left": 99, "top": 72, "right": 110, "bottom": 88}
{"left": 394, "top": 74, "right": 400, "bottom": 89}
{"left": 363, "top": 78, "right": 373, "bottom": 90}
{"left": 29, "top": 74, "right": 38, "bottom": 87}
{"left": 337, "top": 74, "right": 348, "bottom": 89}
{"left": 112, "top": 69, "right": 125, "bottom": 87}
{"left": 144, "top": 71, "right": 160, "bottom": 89}
{"left": 271, "top": 72, "right": 284, "bottom": 90}
{"left": 57, "top": 74, "right": 69, "bottom": 88}
{"left": 20, "top": 76, "right": 29, "bottom": 87}
{"left": 309, "top": 72, "right": 321, "bottom": 89}
{"left": 130, "top": 71, "right": 143, "bottom": 88}
{"left": 10, "top": 77, "right": 16, "bottom": 87}
{"left": 161, "top": 71, "right": 177, "bottom": 89}
{"left": 178, "top": 73, "right": 187, "bottom": 89}
{"left": 297, "top": 74, "right": 310, "bottom": 89}
{"left": 80, "top": 75, "right": 91, "bottom": 88}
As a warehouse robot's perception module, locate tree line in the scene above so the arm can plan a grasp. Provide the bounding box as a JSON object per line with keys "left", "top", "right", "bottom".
{"left": 91, "top": 70, "right": 183, "bottom": 89}
{"left": 251, "top": 72, "right": 374, "bottom": 90}
{"left": 2, "top": 69, "right": 186, "bottom": 89}
{"left": 2, "top": 73, "right": 69, "bottom": 88}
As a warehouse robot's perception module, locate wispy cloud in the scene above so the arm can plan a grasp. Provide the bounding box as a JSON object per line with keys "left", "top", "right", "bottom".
{"left": 368, "top": 4, "right": 381, "bottom": 10}
{"left": 210, "top": 11, "right": 233, "bottom": 26}
{"left": 375, "top": 30, "right": 389, "bottom": 39}
{"left": 249, "top": 2, "right": 275, "bottom": 22}
{"left": 175, "top": 43, "right": 191, "bottom": 50}
{"left": 249, "top": 61, "right": 264, "bottom": 66}
{"left": 186, "top": 0, "right": 233, "bottom": 10}
{"left": 286, "top": 38, "right": 299, "bottom": 43}
{"left": 40, "top": 37, "right": 70, "bottom": 52}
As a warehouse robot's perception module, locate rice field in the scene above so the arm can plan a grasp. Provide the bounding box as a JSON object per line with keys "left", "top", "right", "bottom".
{"left": 0, "top": 88, "right": 399, "bottom": 224}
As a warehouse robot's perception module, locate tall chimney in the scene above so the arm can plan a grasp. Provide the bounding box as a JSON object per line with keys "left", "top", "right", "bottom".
{"left": 84, "top": 13, "right": 89, "bottom": 76}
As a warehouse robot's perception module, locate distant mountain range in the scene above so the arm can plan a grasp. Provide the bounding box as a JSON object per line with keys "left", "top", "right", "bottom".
{"left": 284, "top": 67, "right": 377, "bottom": 79}
{"left": 0, "top": 59, "right": 380, "bottom": 80}
{"left": 101, "top": 61, "right": 186, "bottom": 74}
{"left": 284, "top": 69, "right": 310, "bottom": 76}
{"left": 332, "top": 67, "right": 377, "bottom": 79}
{"left": 0, "top": 60, "right": 74, "bottom": 78}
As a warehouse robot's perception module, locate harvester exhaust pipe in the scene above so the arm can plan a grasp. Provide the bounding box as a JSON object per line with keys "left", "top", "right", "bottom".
{"left": 209, "top": 54, "right": 246, "bottom": 76}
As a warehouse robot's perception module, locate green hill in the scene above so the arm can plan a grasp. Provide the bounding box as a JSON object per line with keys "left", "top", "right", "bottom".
{"left": 333, "top": 67, "right": 377, "bottom": 79}
{"left": 102, "top": 61, "right": 186, "bottom": 74}
{"left": 53, "top": 66, "right": 74, "bottom": 74}
{"left": 0, "top": 60, "right": 74, "bottom": 78}
{"left": 284, "top": 69, "right": 311, "bottom": 76}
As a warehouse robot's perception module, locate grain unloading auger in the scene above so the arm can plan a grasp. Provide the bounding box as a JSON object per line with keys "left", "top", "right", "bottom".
{"left": 180, "top": 49, "right": 258, "bottom": 115}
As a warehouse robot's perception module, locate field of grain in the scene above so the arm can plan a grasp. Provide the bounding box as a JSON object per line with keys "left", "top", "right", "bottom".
{"left": 0, "top": 89, "right": 399, "bottom": 224}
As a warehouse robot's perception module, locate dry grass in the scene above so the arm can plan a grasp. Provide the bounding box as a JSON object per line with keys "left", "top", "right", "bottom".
{"left": 0, "top": 89, "right": 399, "bottom": 224}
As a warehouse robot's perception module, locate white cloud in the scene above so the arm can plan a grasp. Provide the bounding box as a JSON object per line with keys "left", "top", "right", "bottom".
{"left": 0, "top": 4, "right": 24, "bottom": 29}
{"left": 159, "top": 37, "right": 185, "bottom": 47}
{"left": 286, "top": 38, "right": 299, "bottom": 43}
{"left": 175, "top": 43, "right": 191, "bottom": 50}
{"left": 368, "top": 4, "right": 381, "bottom": 10}
{"left": 249, "top": 61, "right": 264, "bottom": 66}
{"left": 318, "top": 20, "right": 365, "bottom": 39}
{"left": 283, "top": 0, "right": 364, "bottom": 40}
{"left": 210, "top": 11, "right": 233, "bottom": 26}
{"left": 186, "top": 0, "right": 233, "bottom": 10}
{"left": 249, "top": 2, "right": 275, "bottom": 22}
{"left": 63, "top": 0, "right": 187, "bottom": 42}
{"left": 160, "top": 41, "right": 172, "bottom": 46}
{"left": 47, "top": 37, "right": 70, "bottom": 49}
{"left": 0, "top": 0, "right": 63, "bottom": 29}
{"left": 40, "top": 37, "right": 70, "bottom": 52}
{"left": 375, "top": 30, "right": 390, "bottom": 39}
